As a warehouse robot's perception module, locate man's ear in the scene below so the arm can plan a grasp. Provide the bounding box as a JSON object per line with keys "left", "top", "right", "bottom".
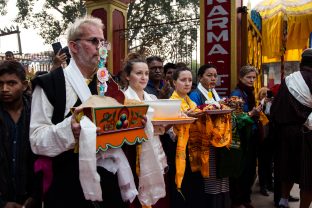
{"left": 68, "top": 41, "right": 78, "bottom": 54}
{"left": 173, "top": 80, "right": 176, "bottom": 87}
{"left": 22, "top": 80, "right": 29, "bottom": 91}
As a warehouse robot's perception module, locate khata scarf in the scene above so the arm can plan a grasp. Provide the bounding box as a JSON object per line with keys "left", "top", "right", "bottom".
{"left": 64, "top": 59, "right": 137, "bottom": 202}
{"left": 124, "top": 86, "right": 167, "bottom": 206}
{"left": 191, "top": 88, "right": 231, "bottom": 177}
{"left": 170, "top": 91, "right": 196, "bottom": 189}
{"left": 286, "top": 71, "right": 312, "bottom": 130}
{"left": 197, "top": 83, "right": 221, "bottom": 107}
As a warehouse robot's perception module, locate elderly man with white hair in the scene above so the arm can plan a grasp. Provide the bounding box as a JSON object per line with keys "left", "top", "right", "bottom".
{"left": 30, "top": 16, "right": 127, "bottom": 208}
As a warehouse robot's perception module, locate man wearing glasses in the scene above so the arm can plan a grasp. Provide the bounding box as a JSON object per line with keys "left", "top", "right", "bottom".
{"left": 30, "top": 16, "right": 125, "bottom": 208}
{"left": 145, "top": 56, "right": 173, "bottom": 99}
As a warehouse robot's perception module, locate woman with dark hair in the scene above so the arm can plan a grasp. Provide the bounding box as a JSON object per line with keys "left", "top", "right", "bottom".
{"left": 230, "top": 65, "right": 262, "bottom": 208}
{"left": 170, "top": 67, "right": 202, "bottom": 208}
{"left": 188, "top": 64, "right": 231, "bottom": 208}
{"left": 189, "top": 64, "right": 221, "bottom": 105}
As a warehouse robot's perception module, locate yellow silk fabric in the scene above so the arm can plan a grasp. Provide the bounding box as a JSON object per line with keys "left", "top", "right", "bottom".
{"left": 188, "top": 117, "right": 210, "bottom": 177}
{"left": 261, "top": 13, "right": 284, "bottom": 60}
{"left": 171, "top": 91, "right": 232, "bottom": 179}
{"left": 287, "top": 14, "right": 312, "bottom": 51}
{"left": 206, "top": 114, "right": 232, "bottom": 148}
{"left": 188, "top": 113, "right": 232, "bottom": 178}
{"left": 170, "top": 91, "right": 196, "bottom": 189}
{"left": 259, "top": 111, "right": 269, "bottom": 126}
{"left": 258, "top": 0, "right": 312, "bottom": 62}
{"left": 173, "top": 123, "right": 190, "bottom": 189}
{"left": 170, "top": 91, "right": 197, "bottom": 112}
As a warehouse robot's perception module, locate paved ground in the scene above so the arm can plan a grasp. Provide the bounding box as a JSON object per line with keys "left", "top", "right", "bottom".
{"left": 251, "top": 181, "right": 308, "bottom": 208}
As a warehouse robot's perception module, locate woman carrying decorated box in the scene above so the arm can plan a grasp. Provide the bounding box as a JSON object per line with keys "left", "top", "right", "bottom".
{"left": 188, "top": 64, "right": 231, "bottom": 208}
{"left": 122, "top": 53, "right": 168, "bottom": 208}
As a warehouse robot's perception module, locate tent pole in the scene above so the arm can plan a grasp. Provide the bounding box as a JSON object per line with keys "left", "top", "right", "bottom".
{"left": 281, "top": 54, "right": 284, "bottom": 80}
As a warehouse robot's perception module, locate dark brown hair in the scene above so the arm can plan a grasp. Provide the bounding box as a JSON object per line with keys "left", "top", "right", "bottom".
{"left": 123, "top": 53, "right": 146, "bottom": 76}
{"left": 197, "top": 63, "right": 217, "bottom": 78}
{"left": 172, "top": 66, "right": 192, "bottom": 81}
{"left": 0, "top": 61, "right": 26, "bottom": 81}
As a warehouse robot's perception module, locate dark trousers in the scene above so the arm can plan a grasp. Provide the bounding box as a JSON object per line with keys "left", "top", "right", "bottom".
{"left": 230, "top": 131, "right": 258, "bottom": 205}
{"left": 160, "top": 134, "right": 202, "bottom": 208}
{"left": 258, "top": 137, "right": 273, "bottom": 189}
{"left": 44, "top": 167, "right": 125, "bottom": 208}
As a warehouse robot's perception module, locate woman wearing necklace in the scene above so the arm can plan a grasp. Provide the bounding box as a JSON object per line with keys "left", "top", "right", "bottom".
{"left": 122, "top": 53, "right": 168, "bottom": 208}
{"left": 230, "top": 65, "right": 262, "bottom": 208}
{"left": 170, "top": 67, "right": 202, "bottom": 208}
{"left": 189, "top": 64, "right": 231, "bottom": 208}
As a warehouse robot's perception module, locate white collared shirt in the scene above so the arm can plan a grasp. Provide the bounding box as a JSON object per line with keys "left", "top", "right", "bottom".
{"left": 30, "top": 71, "right": 78, "bottom": 157}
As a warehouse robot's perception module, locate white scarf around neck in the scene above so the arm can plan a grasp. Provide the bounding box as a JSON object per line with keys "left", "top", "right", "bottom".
{"left": 286, "top": 71, "right": 312, "bottom": 130}
{"left": 64, "top": 59, "right": 137, "bottom": 202}
{"left": 124, "top": 86, "right": 167, "bottom": 206}
{"left": 64, "top": 59, "right": 91, "bottom": 103}
{"left": 197, "top": 83, "right": 221, "bottom": 106}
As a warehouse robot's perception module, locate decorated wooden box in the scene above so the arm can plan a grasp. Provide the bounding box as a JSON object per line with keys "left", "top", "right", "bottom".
{"left": 82, "top": 104, "right": 149, "bottom": 152}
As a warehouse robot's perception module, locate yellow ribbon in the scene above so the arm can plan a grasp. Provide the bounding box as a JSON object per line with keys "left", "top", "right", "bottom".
{"left": 208, "top": 91, "right": 213, "bottom": 99}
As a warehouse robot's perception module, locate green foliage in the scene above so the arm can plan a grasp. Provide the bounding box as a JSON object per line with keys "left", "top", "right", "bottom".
{"left": 0, "top": 0, "right": 8, "bottom": 15}
{"left": 14, "top": 0, "right": 86, "bottom": 43}
{"left": 127, "top": 0, "right": 199, "bottom": 63}
{"left": 188, "top": 59, "right": 200, "bottom": 83}
{"left": 4, "top": 0, "right": 199, "bottom": 62}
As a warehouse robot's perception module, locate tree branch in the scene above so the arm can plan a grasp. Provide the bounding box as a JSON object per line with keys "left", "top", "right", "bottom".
{"left": 128, "top": 2, "right": 151, "bottom": 46}
{"left": 46, "top": 2, "right": 65, "bottom": 16}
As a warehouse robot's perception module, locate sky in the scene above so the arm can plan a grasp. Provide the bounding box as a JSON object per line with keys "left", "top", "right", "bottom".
{"left": 0, "top": 0, "right": 54, "bottom": 54}
{"left": 0, "top": 0, "right": 262, "bottom": 54}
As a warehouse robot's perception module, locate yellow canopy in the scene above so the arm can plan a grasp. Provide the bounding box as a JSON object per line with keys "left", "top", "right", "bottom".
{"left": 255, "top": 0, "right": 312, "bottom": 63}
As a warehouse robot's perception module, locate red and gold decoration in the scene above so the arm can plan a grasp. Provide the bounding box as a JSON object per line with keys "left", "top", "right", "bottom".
{"left": 82, "top": 104, "right": 148, "bottom": 152}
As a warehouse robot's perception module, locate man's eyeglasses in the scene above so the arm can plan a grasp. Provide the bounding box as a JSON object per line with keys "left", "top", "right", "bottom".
{"left": 75, "top": 37, "right": 105, "bottom": 47}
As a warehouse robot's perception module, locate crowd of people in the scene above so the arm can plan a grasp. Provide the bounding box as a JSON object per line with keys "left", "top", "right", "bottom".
{"left": 0, "top": 15, "right": 312, "bottom": 208}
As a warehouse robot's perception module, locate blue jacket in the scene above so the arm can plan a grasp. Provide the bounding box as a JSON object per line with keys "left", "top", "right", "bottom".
{"left": 189, "top": 88, "right": 206, "bottom": 106}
